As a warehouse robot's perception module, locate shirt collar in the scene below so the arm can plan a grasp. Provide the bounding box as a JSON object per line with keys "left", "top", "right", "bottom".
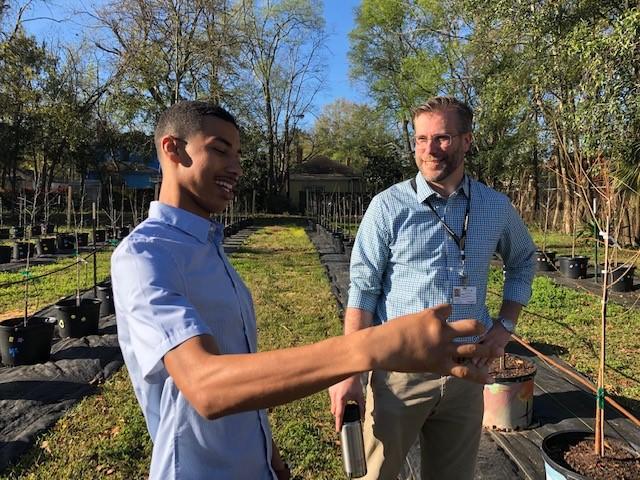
{"left": 148, "top": 201, "right": 223, "bottom": 244}
{"left": 414, "top": 173, "right": 470, "bottom": 203}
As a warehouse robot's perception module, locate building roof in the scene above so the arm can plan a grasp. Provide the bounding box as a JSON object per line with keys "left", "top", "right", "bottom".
{"left": 292, "top": 155, "right": 359, "bottom": 176}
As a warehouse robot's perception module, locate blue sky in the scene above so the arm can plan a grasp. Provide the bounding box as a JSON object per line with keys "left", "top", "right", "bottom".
{"left": 319, "top": 0, "right": 368, "bottom": 110}
{"left": 19, "top": 0, "right": 367, "bottom": 120}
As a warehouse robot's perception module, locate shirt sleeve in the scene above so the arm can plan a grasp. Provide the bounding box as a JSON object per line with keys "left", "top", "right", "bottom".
{"left": 497, "top": 201, "right": 537, "bottom": 306}
{"left": 347, "top": 194, "right": 391, "bottom": 313}
{"left": 111, "top": 238, "right": 212, "bottom": 382}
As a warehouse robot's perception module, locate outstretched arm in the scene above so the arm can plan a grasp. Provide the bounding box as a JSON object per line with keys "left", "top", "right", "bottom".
{"left": 164, "top": 304, "right": 498, "bottom": 420}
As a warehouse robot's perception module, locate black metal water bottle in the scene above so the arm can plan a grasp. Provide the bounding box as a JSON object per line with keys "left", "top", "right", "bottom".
{"left": 341, "top": 403, "right": 367, "bottom": 478}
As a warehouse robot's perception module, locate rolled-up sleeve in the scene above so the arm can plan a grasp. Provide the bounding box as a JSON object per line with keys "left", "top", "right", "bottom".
{"left": 347, "top": 195, "right": 391, "bottom": 312}
{"left": 497, "top": 202, "right": 536, "bottom": 306}
{"left": 111, "top": 240, "right": 211, "bottom": 383}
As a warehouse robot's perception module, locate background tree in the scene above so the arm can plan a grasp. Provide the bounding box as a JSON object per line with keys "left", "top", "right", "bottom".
{"left": 311, "top": 99, "right": 397, "bottom": 170}
{"left": 237, "top": 0, "right": 326, "bottom": 198}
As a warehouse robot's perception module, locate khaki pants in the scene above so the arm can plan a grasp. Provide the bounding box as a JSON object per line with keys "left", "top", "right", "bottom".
{"left": 362, "top": 370, "right": 484, "bottom": 480}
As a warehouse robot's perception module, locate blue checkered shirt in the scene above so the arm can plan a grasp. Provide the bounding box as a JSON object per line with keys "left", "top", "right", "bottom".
{"left": 348, "top": 173, "right": 536, "bottom": 342}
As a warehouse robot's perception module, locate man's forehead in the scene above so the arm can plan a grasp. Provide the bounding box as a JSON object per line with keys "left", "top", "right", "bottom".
{"left": 415, "top": 112, "right": 455, "bottom": 127}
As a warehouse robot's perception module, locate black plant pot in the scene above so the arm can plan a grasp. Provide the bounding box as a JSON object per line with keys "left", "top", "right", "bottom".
{"left": 535, "top": 250, "right": 556, "bottom": 272}
{"left": 343, "top": 239, "right": 354, "bottom": 258}
{"left": 42, "top": 223, "right": 55, "bottom": 235}
{"left": 0, "top": 245, "right": 12, "bottom": 264}
{"left": 96, "top": 281, "right": 115, "bottom": 317}
{"left": 117, "top": 226, "right": 129, "bottom": 239}
{"left": 557, "top": 256, "right": 589, "bottom": 279}
{"left": 36, "top": 237, "right": 57, "bottom": 256}
{"left": 94, "top": 229, "right": 107, "bottom": 243}
{"left": 600, "top": 263, "right": 636, "bottom": 292}
{"left": 10, "top": 226, "right": 24, "bottom": 240}
{"left": 332, "top": 232, "right": 344, "bottom": 254}
{"left": 0, "top": 228, "right": 9, "bottom": 240}
{"left": 54, "top": 298, "right": 102, "bottom": 338}
{"left": 12, "top": 242, "right": 35, "bottom": 260}
{"left": 76, "top": 232, "right": 89, "bottom": 247}
{"left": 541, "top": 430, "right": 640, "bottom": 479}
{"left": 0, "top": 317, "right": 55, "bottom": 366}
{"left": 56, "top": 233, "right": 76, "bottom": 252}
{"left": 29, "top": 224, "right": 42, "bottom": 237}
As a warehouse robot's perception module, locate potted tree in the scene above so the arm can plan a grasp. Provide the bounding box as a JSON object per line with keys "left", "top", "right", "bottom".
{"left": 540, "top": 158, "right": 640, "bottom": 478}
{"left": 557, "top": 195, "right": 589, "bottom": 279}
{"left": 54, "top": 207, "right": 102, "bottom": 338}
{"left": 483, "top": 351, "right": 537, "bottom": 431}
{"left": 535, "top": 190, "right": 557, "bottom": 271}
{"left": 0, "top": 234, "right": 55, "bottom": 365}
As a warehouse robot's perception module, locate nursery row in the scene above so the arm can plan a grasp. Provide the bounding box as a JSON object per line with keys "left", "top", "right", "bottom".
{"left": 0, "top": 228, "right": 130, "bottom": 264}
{"left": 534, "top": 250, "right": 636, "bottom": 293}
{"left": 0, "top": 281, "right": 115, "bottom": 367}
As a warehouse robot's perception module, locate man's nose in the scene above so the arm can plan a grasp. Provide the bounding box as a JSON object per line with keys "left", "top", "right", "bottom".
{"left": 228, "top": 156, "right": 243, "bottom": 178}
{"left": 425, "top": 136, "right": 440, "bottom": 154}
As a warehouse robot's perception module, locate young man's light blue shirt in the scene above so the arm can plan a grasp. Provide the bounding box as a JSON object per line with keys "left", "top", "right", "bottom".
{"left": 348, "top": 173, "right": 536, "bottom": 341}
{"left": 112, "top": 201, "right": 276, "bottom": 480}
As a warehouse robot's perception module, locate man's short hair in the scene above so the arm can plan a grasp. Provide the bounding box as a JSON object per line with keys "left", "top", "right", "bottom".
{"left": 412, "top": 97, "right": 473, "bottom": 133}
{"left": 154, "top": 101, "right": 239, "bottom": 147}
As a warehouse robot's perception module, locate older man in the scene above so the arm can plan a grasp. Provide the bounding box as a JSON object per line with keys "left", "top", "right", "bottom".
{"left": 329, "top": 96, "right": 536, "bottom": 480}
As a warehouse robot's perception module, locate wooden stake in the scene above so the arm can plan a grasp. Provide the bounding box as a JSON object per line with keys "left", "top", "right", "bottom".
{"left": 67, "top": 185, "right": 72, "bottom": 229}
{"left": 595, "top": 214, "right": 610, "bottom": 456}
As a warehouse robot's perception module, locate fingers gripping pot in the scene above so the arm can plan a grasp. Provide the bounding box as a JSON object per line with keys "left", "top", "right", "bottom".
{"left": 341, "top": 403, "right": 366, "bottom": 478}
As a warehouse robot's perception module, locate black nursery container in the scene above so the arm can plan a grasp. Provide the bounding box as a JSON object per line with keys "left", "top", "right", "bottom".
{"left": 76, "top": 232, "right": 89, "bottom": 247}
{"left": 94, "top": 229, "right": 107, "bottom": 243}
{"left": 12, "top": 242, "right": 35, "bottom": 260}
{"left": 96, "top": 281, "right": 115, "bottom": 317}
{"left": 116, "top": 226, "right": 130, "bottom": 239}
{"left": 332, "top": 232, "right": 345, "bottom": 254}
{"left": 601, "top": 264, "right": 636, "bottom": 293}
{"left": 54, "top": 298, "right": 102, "bottom": 338}
{"left": 0, "top": 228, "right": 9, "bottom": 240}
{"left": 42, "top": 223, "right": 55, "bottom": 235}
{"left": 10, "top": 226, "right": 24, "bottom": 240}
{"left": 36, "top": 237, "right": 57, "bottom": 256}
{"left": 535, "top": 250, "right": 556, "bottom": 272}
{"left": 343, "top": 239, "right": 354, "bottom": 258}
{"left": 29, "top": 225, "right": 42, "bottom": 237}
{"left": 557, "top": 256, "right": 589, "bottom": 279}
{"left": 0, "top": 245, "right": 12, "bottom": 264}
{"left": 0, "top": 317, "right": 55, "bottom": 366}
{"left": 56, "top": 233, "right": 76, "bottom": 252}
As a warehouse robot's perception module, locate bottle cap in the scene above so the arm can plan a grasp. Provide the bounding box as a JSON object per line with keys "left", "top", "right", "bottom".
{"left": 343, "top": 403, "right": 361, "bottom": 423}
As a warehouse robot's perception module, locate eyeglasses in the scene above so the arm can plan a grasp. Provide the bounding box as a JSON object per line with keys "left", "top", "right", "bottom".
{"left": 413, "top": 133, "right": 463, "bottom": 149}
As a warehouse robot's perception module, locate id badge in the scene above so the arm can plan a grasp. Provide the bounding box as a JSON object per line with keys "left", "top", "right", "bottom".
{"left": 452, "top": 286, "right": 477, "bottom": 305}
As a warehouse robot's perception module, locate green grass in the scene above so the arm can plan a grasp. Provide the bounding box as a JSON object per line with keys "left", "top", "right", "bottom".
{"left": 2, "top": 224, "right": 343, "bottom": 479}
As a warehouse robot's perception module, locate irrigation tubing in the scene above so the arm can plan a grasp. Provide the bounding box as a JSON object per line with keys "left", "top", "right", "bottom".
{"left": 0, "top": 244, "right": 114, "bottom": 289}
{"left": 510, "top": 334, "right": 640, "bottom": 429}
{"left": 485, "top": 288, "right": 640, "bottom": 429}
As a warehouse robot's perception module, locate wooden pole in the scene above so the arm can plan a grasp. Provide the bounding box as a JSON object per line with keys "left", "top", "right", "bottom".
{"left": 595, "top": 214, "right": 610, "bottom": 456}
{"left": 67, "top": 185, "right": 72, "bottom": 230}
{"left": 92, "top": 202, "right": 97, "bottom": 298}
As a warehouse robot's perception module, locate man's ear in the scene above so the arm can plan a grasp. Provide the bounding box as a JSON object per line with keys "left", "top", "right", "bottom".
{"left": 462, "top": 132, "right": 473, "bottom": 154}
{"left": 160, "top": 136, "right": 182, "bottom": 165}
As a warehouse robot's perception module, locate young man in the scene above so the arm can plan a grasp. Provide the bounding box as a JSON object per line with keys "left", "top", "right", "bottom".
{"left": 329, "top": 97, "right": 536, "bottom": 479}
{"left": 112, "top": 100, "right": 499, "bottom": 480}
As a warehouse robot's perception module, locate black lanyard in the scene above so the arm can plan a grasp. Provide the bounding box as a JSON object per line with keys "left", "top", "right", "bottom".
{"left": 410, "top": 178, "right": 471, "bottom": 266}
